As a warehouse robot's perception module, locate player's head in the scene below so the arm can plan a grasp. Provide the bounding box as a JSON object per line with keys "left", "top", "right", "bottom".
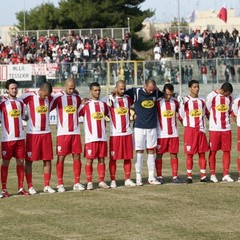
{"left": 220, "top": 82, "right": 233, "bottom": 96}
{"left": 115, "top": 80, "right": 126, "bottom": 97}
{"left": 188, "top": 80, "right": 199, "bottom": 97}
{"left": 163, "top": 83, "right": 174, "bottom": 101}
{"left": 39, "top": 82, "right": 52, "bottom": 99}
{"left": 89, "top": 82, "right": 101, "bottom": 100}
{"left": 65, "top": 78, "right": 76, "bottom": 95}
{"left": 6, "top": 78, "right": 18, "bottom": 98}
{"left": 144, "top": 79, "right": 156, "bottom": 95}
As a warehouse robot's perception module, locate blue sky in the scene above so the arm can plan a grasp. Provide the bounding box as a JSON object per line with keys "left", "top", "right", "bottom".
{"left": 0, "top": 0, "right": 239, "bottom": 26}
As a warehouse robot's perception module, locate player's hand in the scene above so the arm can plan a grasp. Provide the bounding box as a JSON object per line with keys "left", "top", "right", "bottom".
{"left": 81, "top": 98, "right": 89, "bottom": 105}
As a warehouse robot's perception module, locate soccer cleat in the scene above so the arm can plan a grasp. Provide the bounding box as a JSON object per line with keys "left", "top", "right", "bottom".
{"left": 210, "top": 175, "right": 218, "bottom": 183}
{"left": 110, "top": 180, "right": 117, "bottom": 188}
{"left": 125, "top": 179, "right": 136, "bottom": 187}
{"left": 238, "top": 177, "right": 240, "bottom": 183}
{"left": 0, "top": 193, "right": 3, "bottom": 198}
{"left": 57, "top": 184, "right": 66, "bottom": 193}
{"left": 222, "top": 174, "right": 234, "bottom": 182}
{"left": 28, "top": 187, "right": 37, "bottom": 195}
{"left": 200, "top": 177, "right": 209, "bottom": 183}
{"left": 87, "top": 182, "right": 93, "bottom": 190}
{"left": 136, "top": 179, "right": 143, "bottom": 186}
{"left": 73, "top": 183, "right": 85, "bottom": 191}
{"left": 18, "top": 188, "right": 30, "bottom": 196}
{"left": 186, "top": 178, "right": 193, "bottom": 184}
{"left": 172, "top": 177, "right": 181, "bottom": 184}
{"left": 147, "top": 178, "right": 161, "bottom": 185}
{"left": 98, "top": 181, "right": 110, "bottom": 189}
{"left": 156, "top": 177, "right": 164, "bottom": 184}
{"left": 1, "top": 189, "right": 9, "bottom": 198}
{"left": 43, "top": 186, "right": 56, "bottom": 193}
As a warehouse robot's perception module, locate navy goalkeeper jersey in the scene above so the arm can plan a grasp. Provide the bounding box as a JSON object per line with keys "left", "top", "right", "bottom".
{"left": 125, "top": 87, "right": 163, "bottom": 129}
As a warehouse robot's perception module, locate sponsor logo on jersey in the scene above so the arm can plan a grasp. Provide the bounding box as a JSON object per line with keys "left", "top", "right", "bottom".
{"left": 162, "top": 110, "right": 174, "bottom": 118}
{"left": 64, "top": 105, "right": 76, "bottom": 114}
{"left": 92, "top": 112, "right": 104, "bottom": 120}
{"left": 115, "top": 107, "right": 128, "bottom": 115}
{"left": 36, "top": 105, "right": 48, "bottom": 114}
{"left": 190, "top": 109, "right": 202, "bottom": 117}
{"left": 141, "top": 100, "right": 154, "bottom": 108}
{"left": 9, "top": 109, "right": 21, "bottom": 118}
{"left": 216, "top": 104, "right": 229, "bottom": 112}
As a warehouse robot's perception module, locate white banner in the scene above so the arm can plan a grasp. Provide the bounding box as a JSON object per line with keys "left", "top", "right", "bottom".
{"left": 8, "top": 64, "right": 32, "bottom": 81}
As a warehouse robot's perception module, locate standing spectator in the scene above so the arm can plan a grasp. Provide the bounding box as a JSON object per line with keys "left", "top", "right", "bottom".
{"left": 107, "top": 80, "right": 136, "bottom": 188}
{"left": 224, "top": 65, "right": 230, "bottom": 83}
{"left": 155, "top": 83, "right": 181, "bottom": 184}
{"left": 206, "top": 83, "right": 234, "bottom": 183}
{"left": 0, "top": 79, "right": 29, "bottom": 198}
{"left": 188, "top": 65, "right": 193, "bottom": 82}
{"left": 124, "top": 79, "right": 163, "bottom": 185}
{"left": 51, "top": 78, "right": 85, "bottom": 193}
{"left": 79, "top": 82, "right": 109, "bottom": 190}
{"left": 179, "top": 80, "right": 209, "bottom": 183}
{"left": 201, "top": 64, "right": 207, "bottom": 84}
{"left": 19, "top": 82, "right": 56, "bottom": 194}
{"left": 211, "top": 66, "right": 217, "bottom": 83}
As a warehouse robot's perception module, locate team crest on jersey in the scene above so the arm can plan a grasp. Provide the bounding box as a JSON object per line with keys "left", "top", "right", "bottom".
{"left": 190, "top": 109, "right": 202, "bottom": 117}
{"left": 57, "top": 146, "right": 62, "bottom": 152}
{"left": 111, "top": 151, "right": 115, "bottom": 157}
{"left": 162, "top": 110, "right": 174, "bottom": 118}
{"left": 186, "top": 145, "right": 191, "bottom": 152}
{"left": 87, "top": 150, "right": 92, "bottom": 156}
{"left": 92, "top": 112, "right": 104, "bottom": 120}
{"left": 2, "top": 151, "right": 7, "bottom": 156}
{"left": 216, "top": 104, "right": 229, "bottom": 112}
{"left": 36, "top": 105, "right": 48, "bottom": 114}
{"left": 27, "top": 152, "right": 32, "bottom": 157}
{"left": 141, "top": 100, "right": 154, "bottom": 108}
{"left": 64, "top": 105, "right": 76, "bottom": 114}
{"left": 115, "top": 107, "right": 128, "bottom": 115}
{"left": 9, "top": 109, "right": 21, "bottom": 118}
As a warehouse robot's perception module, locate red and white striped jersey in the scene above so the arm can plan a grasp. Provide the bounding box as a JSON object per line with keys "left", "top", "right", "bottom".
{"left": 51, "top": 92, "right": 81, "bottom": 136}
{"left": 232, "top": 97, "right": 240, "bottom": 126}
{"left": 0, "top": 98, "right": 25, "bottom": 141}
{"left": 19, "top": 91, "right": 53, "bottom": 134}
{"left": 206, "top": 91, "right": 232, "bottom": 131}
{"left": 156, "top": 97, "right": 179, "bottom": 138}
{"left": 79, "top": 99, "right": 108, "bottom": 143}
{"left": 179, "top": 95, "right": 207, "bottom": 132}
{"left": 108, "top": 95, "right": 133, "bottom": 136}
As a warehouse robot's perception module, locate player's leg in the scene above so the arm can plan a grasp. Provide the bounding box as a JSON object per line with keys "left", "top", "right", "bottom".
{"left": 124, "top": 159, "right": 136, "bottom": 187}
{"left": 98, "top": 158, "right": 109, "bottom": 189}
{"left": 155, "top": 153, "right": 164, "bottom": 183}
{"left": 16, "top": 158, "right": 29, "bottom": 195}
{"left": 43, "top": 160, "right": 56, "bottom": 193}
{"left": 1, "top": 159, "right": 10, "bottom": 197}
{"left": 109, "top": 158, "right": 117, "bottom": 188}
{"left": 56, "top": 155, "right": 66, "bottom": 192}
{"left": 85, "top": 159, "right": 94, "bottom": 190}
{"left": 72, "top": 153, "right": 85, "bottom": 191}
{"left": 186, "top": 154, "right": 194, "bottom": 183}
{"left": 171, "top": 153, "right": 180, "bottom": 183}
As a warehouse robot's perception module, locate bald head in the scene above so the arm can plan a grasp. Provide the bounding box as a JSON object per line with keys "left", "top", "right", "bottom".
{"left": 65, "top": 78, "right": 76, "bottom": 95}
{"left": 115, "top": 80, "right": 126, "bottom": 97}
{"left": 144, "top": 79, "right": 156, "bottom": 95}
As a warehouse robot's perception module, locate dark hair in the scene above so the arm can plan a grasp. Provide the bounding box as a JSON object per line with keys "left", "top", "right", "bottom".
{"left": 89, "top": 82, "right": 100, "bottom": 90}
{"left": 188, "top": 80, "right": 199, "bottom": 88}
{"left": 40, "top": 82, "right": 52, "bottom": 94}
{"left": 163, "top": 83, "right": 174, "bottom": 92}
{"left": 221, "top": 82, "right": 233, "bottom": 94}
{"left": 6, "top": 79, "right": 18, "bottom": 90}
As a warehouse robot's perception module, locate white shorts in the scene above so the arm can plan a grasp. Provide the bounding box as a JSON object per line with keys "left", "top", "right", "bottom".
{"left": 134, "top": 128, "right": 157, "bottom": 150}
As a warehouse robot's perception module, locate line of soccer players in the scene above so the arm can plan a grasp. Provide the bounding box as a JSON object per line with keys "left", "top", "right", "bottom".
{"left": 0, "top": 78, "right": 239, "bottom": 198}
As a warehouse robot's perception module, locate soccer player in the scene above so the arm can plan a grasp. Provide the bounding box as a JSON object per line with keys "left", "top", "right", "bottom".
{"left": 0, "top": 79, "right": 29, "bottom": 197}
{"left": 79, "top": 82, "right": 109, "bottom": 190}
{"left": 206, "top": 82, "right": 234, "bottom": 183}
{"left": 155, "top": 83, "right": 181, "bottom": 184}
{"left": 124, "top": 79, "right": 163, "bottom": 186}
{"left": 107, "top": 80, "right": 136, "bottom": 188}
{"left": 231, "top": 97, "right": 240, "bottom": 182}
{"left": 19, "top": 82, "right": 56, "bottom": 194}
{"left": 51, "top": 78, "right": 85, "bottom": 192}
{"left": 179, "top": 80, "right": 209, "bottom": 183}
